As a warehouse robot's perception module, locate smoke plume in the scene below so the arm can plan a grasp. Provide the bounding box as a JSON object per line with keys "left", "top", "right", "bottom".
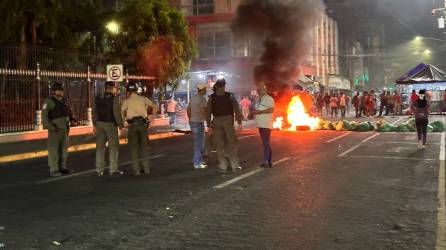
{"left": 232, "top": 0, "right": 324, "bottom": 90}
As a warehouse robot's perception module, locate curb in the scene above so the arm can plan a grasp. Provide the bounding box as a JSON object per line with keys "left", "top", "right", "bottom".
{"left": 0, "top": 132, "right": 185, "bottom": 164}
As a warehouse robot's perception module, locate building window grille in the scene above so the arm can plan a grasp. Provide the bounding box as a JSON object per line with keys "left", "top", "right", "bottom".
{"left": 193, "top": 0, "right": 214, "bottom": 15}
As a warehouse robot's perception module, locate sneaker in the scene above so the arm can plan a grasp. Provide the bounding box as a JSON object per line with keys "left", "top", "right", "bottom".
{"left": 59, "top": 168, "right": 73, "bottom": 175}
{"left": 422, "top": 144, "right": 427, "bottom": 149}
{"left": 97, "top": 171, "right": 104, "bottom": 176}
{"left": 50, "top": 170, "right": 62, "bottom": 177}
{"left": 110, "top": 171, "right": 123, "bottom": 176}
{"left": 232, "top": 166, "right": 242, "bottom": 172}
{"left": 194, "top": 163, "right": 207, "bottom": 170}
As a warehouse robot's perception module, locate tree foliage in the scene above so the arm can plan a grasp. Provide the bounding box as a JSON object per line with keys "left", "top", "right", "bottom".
{"left": 110, "top": 0, "right": 196, "bottom": 88}
{"left": 0, "top": 0, "right": 196, "bottom": 88}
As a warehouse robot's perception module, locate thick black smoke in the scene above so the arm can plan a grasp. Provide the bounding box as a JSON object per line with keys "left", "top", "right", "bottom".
{"left": 232, "top": 0, "right": 324, "bottom": 91}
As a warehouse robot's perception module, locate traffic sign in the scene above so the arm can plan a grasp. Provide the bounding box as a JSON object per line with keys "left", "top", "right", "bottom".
{"left": 106, "top": 64, "right": 123, "bottom": 82}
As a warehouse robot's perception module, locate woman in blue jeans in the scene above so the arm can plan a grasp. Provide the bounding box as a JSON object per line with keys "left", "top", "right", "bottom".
{"left": 253, "top": 84, "right": 275, "bottom": 168}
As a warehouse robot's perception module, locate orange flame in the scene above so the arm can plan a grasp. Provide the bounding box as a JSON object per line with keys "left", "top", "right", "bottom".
{"left": 274, "top": 96, "right": 320, "bottom": 131}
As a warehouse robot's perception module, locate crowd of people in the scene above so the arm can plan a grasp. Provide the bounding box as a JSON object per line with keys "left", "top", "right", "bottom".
{"left": 313, "top": 90, "right": 406, "bottom": 119}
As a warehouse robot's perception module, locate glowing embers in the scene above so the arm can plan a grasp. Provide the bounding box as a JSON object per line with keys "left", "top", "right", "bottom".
{"left": 274, "top": 96, "right": 320, "bottom": 131}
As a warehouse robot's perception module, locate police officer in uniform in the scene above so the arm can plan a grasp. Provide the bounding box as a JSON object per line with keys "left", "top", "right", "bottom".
{"left": 42, "top": 82, "right": 77, "bottom": 177}
{"left": 121, "top": 82, "right": 157, "bottom": 175}
{"left": 206, "top": 79, "right": 243, "bottom": 173}
{"left": 93, "top": 81, "right": 124, "bottom": 176}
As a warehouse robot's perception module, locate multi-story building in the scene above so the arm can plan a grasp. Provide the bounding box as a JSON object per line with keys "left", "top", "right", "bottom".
{"left": 170, "top": 0, "right": 341, "bottom": 93}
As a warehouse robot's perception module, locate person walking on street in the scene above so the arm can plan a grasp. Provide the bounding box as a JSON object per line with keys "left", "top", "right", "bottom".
{"left": 339, "top": 93, "right": 347, "bottom": 118}
{"left": 378, "top": 90, "right": 388, "bottom": 117}
{"left": 121, "top": 82, "right": 158, "bottom": 176}
{"left": 359, "top": 91, "right": 367, "bottom": 117}
{"left": 166, "top": 97, "right": 177, "bottom": 125}
{"left": 414, "top": 89, "right": 429, "bottom": 148}
{"left": 187, "top": 83, "right": 208, "bottom": 170}
{"left": 330, "top": 94, "right": 339, "bottom": 118}
{"left": 394, "top": 91, "right": 402, "bottom": 115}
{"left": 316, "top": 92, "right": 324, "bottom": 116}
{"left": 352, "top": 92, "right": 360, "bottom": 118}
{"left": 386, "top": 91, "right": 394, "bottom": 116}
{"left": 93, "top": 81, "right": 124, "bottom": 176}
{"left": 239, "top": 96, "right": 252, "bottom": 120}
{"left": 42, "top": 82, "right": 77, "bottom": 177}
{"left": 253, "top": 84, "right": 275, "bottom": 168}
{"left": 324, "top": 93, "right": 331, "bottom": 116}
{"left": 206, "top": 79, "right": 243, "bottom": 173}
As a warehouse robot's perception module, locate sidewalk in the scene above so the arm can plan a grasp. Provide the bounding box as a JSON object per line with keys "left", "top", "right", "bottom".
{"left": 0, "top": 120, "right": 257, "bottom": 164}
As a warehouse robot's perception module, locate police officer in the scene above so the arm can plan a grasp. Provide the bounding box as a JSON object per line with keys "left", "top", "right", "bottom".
{"left": 93, "top": 81, "right": 124, "bottom": 176}
{"left": 206, "top": 78, "right": 243, "bottom": 173}
{"left": 42, "top": 82, "right": 77, "bottom": 177}
{"left": 121, "top": 82, "right": 157, "bottom": 175}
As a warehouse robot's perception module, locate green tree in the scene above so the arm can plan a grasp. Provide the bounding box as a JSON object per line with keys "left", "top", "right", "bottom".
{"left": 109, "top": 0, "right": 196, "bottom": 90}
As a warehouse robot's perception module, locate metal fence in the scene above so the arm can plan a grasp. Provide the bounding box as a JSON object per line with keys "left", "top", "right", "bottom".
{"left": 0, "top": 44, "right": 155, "bottom": 134}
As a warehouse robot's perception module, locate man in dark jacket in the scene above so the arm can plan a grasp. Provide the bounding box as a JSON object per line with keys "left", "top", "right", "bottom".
{"left": 93, "top": 81, "right": 124, "bottom": 176}
{"left": 206, "top": 79, "right": 243, "bottom": 173}
{"left": 42, "top": 82, "right": 77, "bottom": 177}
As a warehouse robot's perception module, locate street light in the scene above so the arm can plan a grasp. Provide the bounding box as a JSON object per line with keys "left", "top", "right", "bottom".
{"left": 106, "top": 21, "right": 120, "bottom": 35}
{"left": 424, "top": 49, "right": 432, "bottom": 55}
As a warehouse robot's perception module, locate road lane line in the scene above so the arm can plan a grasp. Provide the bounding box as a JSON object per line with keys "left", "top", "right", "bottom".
{"left": 326, "top": 133, "right": 351, "bottom": 143}
{"left": 338, "top": 133, "right": 380, "bottom": 157}
{"left": 390, "top": 117, "right": 405, "bottom": 125}
{"left": 36, "top": 154, "right": 165, "bottom": 184}
{"left": 436, "top": 132, "right": 446, "bottom": 250}
{"left": 238, "top": 134, "right": 258, "bottom": 140}
{"left": 379, "top": 142, "right": 441, "bottom": 145}
{"left": 272, "top": 157, "right": 291, "bottom": 165}
{"left": 213, "top": 157, "right": 291, "bottom": 189}
{"left": 345, "top": 155, "right": 437, "bottom": 161}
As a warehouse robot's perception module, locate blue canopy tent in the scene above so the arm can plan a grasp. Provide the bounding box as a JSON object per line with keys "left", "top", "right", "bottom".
{"left": 395, "top": 63, "right": 446, "bottom": 112}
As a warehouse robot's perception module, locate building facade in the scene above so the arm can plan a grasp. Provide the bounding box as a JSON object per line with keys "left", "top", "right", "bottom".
{"left": 170, "top": 0, "right": 341, "bottom": 93}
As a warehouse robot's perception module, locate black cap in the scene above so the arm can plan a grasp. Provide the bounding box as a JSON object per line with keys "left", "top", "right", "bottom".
{"left": 105, "top": 81, "right": 115, "bottom": 87}
{"left": 127, "top": 82, "right": 138, "bottom": 92}
{"left": 51, "top": 82, "right": 64, "bottom": 91}
{"left": 215, "top": 78, "right": 226, "bottom": 88}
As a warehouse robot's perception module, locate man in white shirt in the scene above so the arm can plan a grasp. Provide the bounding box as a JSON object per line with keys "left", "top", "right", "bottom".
{"left": 252, "top": 84, "right": 275, "bottom": 168}
{"left": 187, "top": 83, "right": 208, "bottom": 169}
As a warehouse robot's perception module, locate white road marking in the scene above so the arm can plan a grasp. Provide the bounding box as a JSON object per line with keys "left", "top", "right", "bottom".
{"left": 338, "top": 133, "right": 381, "bottom": 157}
{"left": 213, "top": 157, "right": 291, "bottom": 189}
{"left": 379, "top": 142, "right": 441, "bottom": 145}
{"left": 390, "top": 117, "right": 405, "bottom": 125}
{"left": 238, "top": 134, "right": 258, "bottom": 139}
{"left": 36, "top": 154, "right": 165, "bottom": 184}
{"left": 344, "top": 155, "right": 437, "bottom": 161}
{"left": 436, "top": 132, "right": 446, "bottom": 250}
{"left": 326, "top": 133, "right": 351, "bottom": 143}
{"left": 272, "top": 157, "right": 291, "bottom": 165}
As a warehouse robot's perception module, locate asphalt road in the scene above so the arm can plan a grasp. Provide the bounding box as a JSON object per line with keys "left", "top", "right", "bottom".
{"left": 0, "top": 116, "right": 445, "bottom": 249}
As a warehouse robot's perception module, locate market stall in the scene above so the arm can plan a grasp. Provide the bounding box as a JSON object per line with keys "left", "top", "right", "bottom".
{"left": 395, "top": 63, "right": 446, "bottom": 113}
